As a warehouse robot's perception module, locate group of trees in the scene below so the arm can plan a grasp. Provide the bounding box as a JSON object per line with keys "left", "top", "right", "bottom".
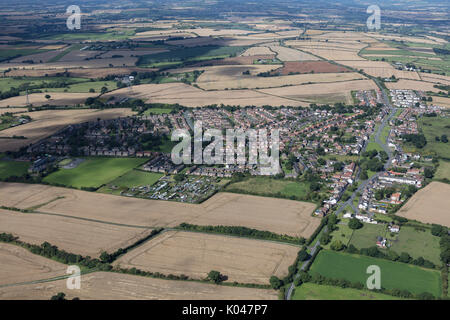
{"left": 294, "top": 271, "right": 435, "bottom": 300}
{"left": 345, "top": 244, "right": 436, "bottom": 269}
{"left": 178, "top": 223, "right": 306, "bottom": 245}
{"left": 401, "top": 133, "right": 427, "bottom": 149}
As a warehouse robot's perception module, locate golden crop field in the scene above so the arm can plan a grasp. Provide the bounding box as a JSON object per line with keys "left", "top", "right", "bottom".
{"left": 0, "top": 243, "right": 67, "bottom": 286}
{"left": 398, "top": 182, "right": 450, "bottom": 227}
{"left": 113, "top": 231, "right": 299, "bottom": 284}
{"left": 0, "top": 272, "right": 278, "bottom": 300}
{"left": 0, "top": 183, "right": 319, "bottom": 237}
{"left": 0, "top": 209, "right": 154, "bottom": 257}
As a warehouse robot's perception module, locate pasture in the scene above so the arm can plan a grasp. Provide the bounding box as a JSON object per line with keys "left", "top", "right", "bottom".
{"left": 310, "top": 250, "right": 442, "bottom": 297}
{"left": 292, "top": 283, "right": 402, "bottom": 300}
{"left": 43, "top": 158, "right": 147, "bottom": 189}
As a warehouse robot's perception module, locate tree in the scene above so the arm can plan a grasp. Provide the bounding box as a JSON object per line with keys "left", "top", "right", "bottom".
{"left": 45, "top": 94, "right": 51, "bottom": 100}
{"left": 51, "top": 292, "right": 66, "bottom": 300}
{"left": 360, "top": 170, "right": 368, "bottom": 180}
{"left": 269, "top": 276, "right": 282, "bottom": 289}
{"left": 348, "top": 218, "right": 363, "bottom": 230}
{"left": 330, "top": 240, "right": 345, "bottom": 251}
{"left": 207, "top": 270, "right": 224, "bottom": 284}
{"left": 101, "top": 86, "right": 108, "bottom": 94}
{"left": 399, "top": 252, "right": 412, "bottom": 263}
{"left": 424, "top": 168, "right": 434, "bottom": 179}
{"left": 441, "top": 135, "right": 448, "bottom": 143}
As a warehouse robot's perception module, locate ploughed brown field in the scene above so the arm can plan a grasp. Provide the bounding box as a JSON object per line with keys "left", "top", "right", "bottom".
{"left": 0, "top": 209, "right": 154, "bottom": 258}
{"left": 398, "top": 182, "right": 450, "bottom": 227}
{"left": 113, "top": 231, "right": 299, "bottom": 284}
{"left": 0, "top": 272, "right": 277, "bottom": 300}
{"left": 0, "top": 243, "right": 67, "bottom": 286}
{"left": 0, "top": 183, "right": 320, "bottom": 238}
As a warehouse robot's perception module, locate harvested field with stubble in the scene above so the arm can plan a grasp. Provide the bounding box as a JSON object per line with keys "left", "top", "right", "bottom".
{"left": 0, "top": 109, "right": 136, "bottom": 151}
{"left": 0, "top": 209, "right": 154, "bottom": 257}
{"left": 197, "top": 71, "right": 365, "bottom": 90}
{"left": 0, "top": 183, "right": 319, "bottom": 238}
{"left": 385, "top": 79, "right": 442, "bottom": 93}
{"left": 267, "top": 46, "right": 320, "bottom": 61}
{"left": 103, "top": 82, "right": 305, "bottom": 107}
{"left": 398, "top": 182, "right": 450, "bottom": 227}
{"left": 113, "top": 231, "right": 299, "bottom": 284}
{"left": 0, "top": 272, "right": 277, "bottom": 300}
{"left": 271, "top": 61, "right": 351, "bottom": 75}
{"left": 258, "top": 79, "right": 378, "bottom": 104}
{"left": 0, "top": 243, "right": 67, "bottom": 286}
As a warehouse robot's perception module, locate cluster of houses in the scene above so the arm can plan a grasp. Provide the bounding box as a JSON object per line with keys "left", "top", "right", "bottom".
{"left": 355, "top": 90, "right": 383, "bottom": 107}
{"left": 390, "top": 89, "right": 424, "bottom": 108}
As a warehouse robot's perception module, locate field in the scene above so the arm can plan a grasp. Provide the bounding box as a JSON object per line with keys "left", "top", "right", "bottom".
{"left": 418, "top": 117, "right": 450, "bottom": 158}
{"left": 292, "top": 283, "right": 402, "bottom": 300}
{"left": 43, "top": 158, "right": 147, "bottom": 189}
{"left": 390, "top": 226, "right": 441, "bottom": 265}
{"left": 225, "top": 176, "right": 310, "bottom": 199}
{"left": 137, "top": 46, "right": 248, "bottom": 67}
{"left": 0, "top": 183, "right": 319, "bottom": 237}
{"left": 103, "top": 82, "right": 305, "bottom": 107}
{"left": 0, "top": 243, "right": 67, "bottom": 286}
{"left": 98, "top": 170, "right": 163, "bottom": 195}
{"left": 0, "top": 209, "right": 154, "bottom": 257}
{"left": 349, "top": 224, "right": 387, "bottom": 249}
{"left": 267, "top": 46, "right": 320, "bottom": 61}
{"left": 0, "top": 160, "right": 29, "bottom": 179}
{"left": 272, "top": 61, "right": 351, "bottom": 75}
{"left": 113, "top": 231, "right": 299, "bottom": 284}
{"left": 0, "top": 271, "right": 277, "bottom": 300}
{"left": 435, "top": 160, "right": 450, "bottom": 181}
{"left": 385, "top": 79, "right": 442, "bottom": 93}
{"left": 310, "top": 250, "right": 442, "bottom": 297}
{"left": 258, "top": 79, "right": 378, "bottom": 105}
{"left": 196, "top": 71, "right": 365, "bottom": 91}
{"left": 0, "top": 109, "right": 136, "bottom": 152}
{"left": 398, "top": 182, "right": 450, "bottom": 227}
{"left": 0, "top": 92, "right": 98, "bottom": 107}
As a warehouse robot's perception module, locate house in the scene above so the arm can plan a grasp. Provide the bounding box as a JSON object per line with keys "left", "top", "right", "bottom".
{"left": 388, "top": 224, "right": 400, "bottom": 233}
{"left": 376, "top": 236, "right": 387, "bottom": 248}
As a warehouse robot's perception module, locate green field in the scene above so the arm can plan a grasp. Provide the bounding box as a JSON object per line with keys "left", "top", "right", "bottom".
{"left": 390, "top": 226, "right": 441, "bottom": 265}
{"left": 418, "top": 117, "right": 450, "bottom": 159}
{"left": 143, "top": 108, "right": 174, "bottom": 115}
{"left": 98, "top": 169, "right": 163, "bottom": 195}
{"left": 43, "top": 158, "right": 147, "bottom": 189}
{"left": 435, "top": 160, "right": 450, "bottom": 182}
{"left": 292, "top": 283, "right": 403, "bottom": 300}
{"left": 0, "top": 48, "right": 49, "bottom": 62}
{"left": 137, "top": 46, "right": 247, "bottom": 67}
{"left": 42, "top": 81, "right": 117, "bottom": 93}
{"left": 310, "top": 250, "right": 442, "bottom": 297}
{"left": 225, "top": 176, "right": 311, "bottom": 200}
{"left": 0, "top": 160, "right": 30, "bottom": 179}
{"left": 366, "top": 141, "right": 384, "bottom": 153}
{"left": 323, "top": 223, "right": 354, "bottom": 250}
{"left": 0, "top": 77, "right": 86, "bottom": 93}
{"left": 349, "top": 223, "right": 387, "bottom": 249}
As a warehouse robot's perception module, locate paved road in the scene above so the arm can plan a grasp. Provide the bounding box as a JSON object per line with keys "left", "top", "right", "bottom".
{"left": 285, "top": 77, "right": 397, "bottom": 300}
